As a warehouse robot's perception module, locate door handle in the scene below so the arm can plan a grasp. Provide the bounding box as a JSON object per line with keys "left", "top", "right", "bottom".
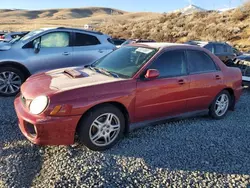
{"left": 62, "top": 52, "right": 70, "bottom": 56}
{"left": 178, "top": 79, "right": 185, "bottom": 85}
{"left": 215, "top": 75, "right": 221, "bottom": 80}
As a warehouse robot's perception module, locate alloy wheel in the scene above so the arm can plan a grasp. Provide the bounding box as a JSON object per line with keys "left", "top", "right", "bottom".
{"left": 215, "top": 94, "right": 229, "bottom": 117}
{"left": 0, "top": 71, "right": 22, "bottom": 95}
{"left": 89, "top": 113, "right": 121, "bottom": 147}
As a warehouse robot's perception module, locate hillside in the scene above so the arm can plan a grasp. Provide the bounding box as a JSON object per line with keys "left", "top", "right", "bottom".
{"left": 0, "top": 3, "right": 249, "bottom": 51}
{"left": 96, "top": 2, "right": 250, "bottom": 51}
{"left": 0, "top": 7, "right": 125, "bottom": 20}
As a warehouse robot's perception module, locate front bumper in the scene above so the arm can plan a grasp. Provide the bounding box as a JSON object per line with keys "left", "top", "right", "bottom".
{"left": 14, "top": 96, "right": 81, "bottom": 145}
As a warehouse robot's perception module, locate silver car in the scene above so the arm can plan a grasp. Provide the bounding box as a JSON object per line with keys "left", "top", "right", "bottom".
{"left": 0, "top": 31, "right": 29, "bottom": 43}
{"left": 0, "top": 27, "right": 116, "bottom": 96}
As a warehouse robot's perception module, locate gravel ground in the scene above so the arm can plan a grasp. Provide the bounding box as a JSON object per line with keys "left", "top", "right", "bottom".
{"left": 1, "top": 90, "right": 250, "bottom": 187}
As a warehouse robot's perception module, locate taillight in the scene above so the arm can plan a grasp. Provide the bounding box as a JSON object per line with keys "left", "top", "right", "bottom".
{"left": 0, "top": 35, "right": 4, "bottom": 39}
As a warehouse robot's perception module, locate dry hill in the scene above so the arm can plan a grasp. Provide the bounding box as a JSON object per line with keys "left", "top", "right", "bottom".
{"left": 0, "top": 4, "right": 249, "bottom": 51}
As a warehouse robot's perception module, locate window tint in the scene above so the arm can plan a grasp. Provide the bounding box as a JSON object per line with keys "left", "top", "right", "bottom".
{"left": 74, "top": 33, "right": 100, "bottom": 46}
{"left": 215, "top": 44, "right": 226, "bottom": 53}
{"left": 187, "top": 50, "right": 217, "bottom": 73}
{"left": 226, "top": 45, "right": 233, "bottom": 53}
{"left": 204, "top": 44, "right": 213, "bottom": 52}
{"left": 148, "top": 50, "right": 187, "bottom": 78}
{"left": 41, "top": 32, "right": 69, "bottom": 48}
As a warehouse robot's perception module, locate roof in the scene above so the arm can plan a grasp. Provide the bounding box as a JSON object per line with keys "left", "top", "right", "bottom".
{"left": 136, "top": 42, "right": 191, "bottom": 49}
{"left": 40, "top": 27, "right": 103, "bottom": 35}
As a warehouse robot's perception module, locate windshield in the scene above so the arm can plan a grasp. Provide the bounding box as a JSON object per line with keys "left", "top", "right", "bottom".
{"left": 121, "top": 40, "right": 133, "bottom": 46}
{"left": 92, "top": 46, "right": 157, "bottom": 78}
{"left": 9, "top": 36, "right": 21, "bottom": 44}
{"left": 20, "top": 29, "right": 44, "bottom": 42}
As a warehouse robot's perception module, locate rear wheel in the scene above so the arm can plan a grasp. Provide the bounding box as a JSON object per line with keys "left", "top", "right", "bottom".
{"left": 209, "top": 90, "right": 231, "bottom": 119}
{"left": 0, "top": 67, "right": 25, "bottom": 97}
{"left": 77, "top": 104, "right": 125, "bottom": 151}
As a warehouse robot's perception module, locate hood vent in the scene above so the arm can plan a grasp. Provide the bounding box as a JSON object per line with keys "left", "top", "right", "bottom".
{"left": 63, "top": 69, "right": 88, "bottom": 78}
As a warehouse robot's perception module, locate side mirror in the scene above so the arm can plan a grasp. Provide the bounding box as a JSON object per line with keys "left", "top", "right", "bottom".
{"left": 34, "top": 42, "right": 40, "bottom": 53}
{"left": 145, "top": 69, "right": 160, "bottom": 79}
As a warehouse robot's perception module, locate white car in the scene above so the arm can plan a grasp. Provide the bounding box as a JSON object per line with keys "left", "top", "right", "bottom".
{"left": 0, "top": 31, "right": 29, "bottom": 42}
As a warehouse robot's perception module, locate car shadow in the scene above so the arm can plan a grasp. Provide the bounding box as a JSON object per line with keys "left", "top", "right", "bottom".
{"left": 0, "top": 97, "right": 43, "bottom": 188}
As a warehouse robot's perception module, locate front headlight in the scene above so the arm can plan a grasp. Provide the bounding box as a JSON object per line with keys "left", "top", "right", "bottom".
{"left": 29, "top": 96, "right": 49, "bottom": 115}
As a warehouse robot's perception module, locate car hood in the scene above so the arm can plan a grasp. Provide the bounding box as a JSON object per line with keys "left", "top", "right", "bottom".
{"left": 22, "top": 67, "right": 126, "bottom": 99}
{"left": 0, "top": 42, "right": 11, "bottom": 51}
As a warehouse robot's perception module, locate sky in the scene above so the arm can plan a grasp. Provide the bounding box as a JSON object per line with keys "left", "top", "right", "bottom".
{"left": 0, "top": 0, "right": 245, "bottom": 12}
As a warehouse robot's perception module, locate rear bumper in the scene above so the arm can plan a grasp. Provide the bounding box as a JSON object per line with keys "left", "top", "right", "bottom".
{"left": 14, "top": 96, "right": 81, "bottom": 145}
{"left": 242, "top": 76, "right": 250, "bottom": 87}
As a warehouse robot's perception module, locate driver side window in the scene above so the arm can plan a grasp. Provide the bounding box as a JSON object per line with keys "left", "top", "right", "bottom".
{"left": 40, "top": 32, "right": 69, "bottom": 48}
{"left": 148, "top": 50, "right": 187, "bottom": 78}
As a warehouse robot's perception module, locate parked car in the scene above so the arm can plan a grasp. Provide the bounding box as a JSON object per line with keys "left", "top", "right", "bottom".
{"left": 0, "top": 27, "right": 116, "bottom": 96}
{"left": 232, "top": 47, "right": 243, "bottom": 56}
{"left": 111, "top": 38, "right": 126, "bottom": 46}
{"left": 14, "top": 43, "right": 242, "bottom": 151}
{"left": 185, "top": 41, "right": 236, "bottom": 65}
{"left": 0, "top": 31, "right": 7, "bottom": 38}
{"left": 237, "top": 54, "right": 250, "bottom": 62}
{"left": 117, "top": 39, "right": 156, "bottom": 48}
{"left": 235, "top": 54, "right": 250, "bottom": 86}
{"left": 0, "top": 31, "right": 29, "bottom": 43}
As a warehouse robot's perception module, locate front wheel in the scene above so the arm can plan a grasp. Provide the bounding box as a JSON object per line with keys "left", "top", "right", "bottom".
{"left": 0, "top": 67, "right": 25, "bottom": 97}
{"left": 209, "top": 90, "right": 231, "bottom": 119}
{"left": 77, "top": 104, "right": 125, "bottom": 151}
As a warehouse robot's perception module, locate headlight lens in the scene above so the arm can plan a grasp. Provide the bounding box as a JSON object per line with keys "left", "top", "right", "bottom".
{"left": 29, "top": 96, "right": 49, "bottom": 115}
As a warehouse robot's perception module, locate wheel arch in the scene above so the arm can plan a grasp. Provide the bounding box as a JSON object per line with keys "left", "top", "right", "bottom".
{"left": 211, "top": 88, "right": 235, "bottom": 111}
{"left": 224, "top": 87, "right": 235, "bottom": 110}
{"left": 0, "top": 61, "right": 31, "bottom": 79}
{"left": 76, "top": 101, "right": 130, "bottom": 135}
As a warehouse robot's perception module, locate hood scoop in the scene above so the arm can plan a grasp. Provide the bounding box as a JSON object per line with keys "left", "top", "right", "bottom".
{"left": 63, "top": 69, "right": 88, "bottom": 78}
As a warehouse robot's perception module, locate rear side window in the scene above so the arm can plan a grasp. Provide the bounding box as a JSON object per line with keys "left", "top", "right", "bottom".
{"left": 148, "top": 50, "right": 187, "bottom": 78}
{"left": 74, "top": 33, "right": 100, "bottom": 46}
{"left": 186, "top": 50, "right": 218, "bottom": 74}
{"left": 215, "top": 44, "right": 226, "bottom": 53}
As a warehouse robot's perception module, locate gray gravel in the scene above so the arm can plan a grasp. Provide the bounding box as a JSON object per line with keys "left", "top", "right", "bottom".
{"left": 1, "top": 90, "right": 250, "bottom": 187}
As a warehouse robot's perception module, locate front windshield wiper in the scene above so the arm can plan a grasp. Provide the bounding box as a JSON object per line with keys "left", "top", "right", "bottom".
{"left": 98, "top": 68, "right": 119, "bottom": 78}
{"left": 88, "top": 66, "right": 119, "bottom": 78}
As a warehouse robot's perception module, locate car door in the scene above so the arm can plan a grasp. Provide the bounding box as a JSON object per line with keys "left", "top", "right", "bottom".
{"left": 23, "top": 31, "right": 73, "bottom": 74}
{"left": 185, "top": 49, "right": 224, "bottom": 111}
{"left": 135, "top": 50, "right": 190, "bottom": 122}
{"left": 71, "top": 32, "right": 109, "bottom": 66}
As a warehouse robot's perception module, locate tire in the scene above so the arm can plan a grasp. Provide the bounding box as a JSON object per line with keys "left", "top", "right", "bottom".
{"left": 0, "top": 67, "right": 25, "bottom": 97}
{"left": 209, "top": 90, "right": 231, "bottom": 119}
{"left": 77, "top": 104, "right": 125, "bottom": 151}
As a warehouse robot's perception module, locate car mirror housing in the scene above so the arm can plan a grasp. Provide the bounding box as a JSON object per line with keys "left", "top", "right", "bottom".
{"left": 145, "top": 69, "right": 160, "bottom": 79}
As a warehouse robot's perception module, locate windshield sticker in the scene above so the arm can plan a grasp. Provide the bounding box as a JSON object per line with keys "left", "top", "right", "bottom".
{"left": 135, "top": 48, "right": 153, "bottom": 54}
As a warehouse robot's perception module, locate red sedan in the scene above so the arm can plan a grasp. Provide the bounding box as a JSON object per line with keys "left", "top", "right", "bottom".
{"left": 14, "top": 43, "right": 243, "bottom": 151}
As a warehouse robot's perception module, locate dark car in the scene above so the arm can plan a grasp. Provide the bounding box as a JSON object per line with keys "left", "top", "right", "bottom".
{"left": 236, "top": 54, "right": 250, "bottom": 86}
{"left": 185, "top": 41, "right": 236, "bottom": 65}
{"left": 111, "top": 38, "right": 126, "bottom": 46}
{"left": 15, "top": 43, "right": 242, "bottom": 151}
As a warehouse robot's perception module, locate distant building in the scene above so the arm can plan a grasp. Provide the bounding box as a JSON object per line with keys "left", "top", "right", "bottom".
{"left": 84, "top": 24, "right": 93, "bottom": 30}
